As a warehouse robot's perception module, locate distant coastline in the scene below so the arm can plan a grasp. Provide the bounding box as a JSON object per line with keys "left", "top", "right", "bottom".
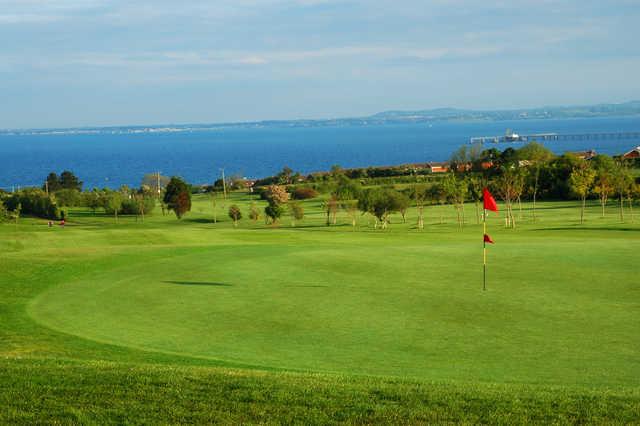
{"left": 2, "top": 101, "right": 640, "bottom": 136}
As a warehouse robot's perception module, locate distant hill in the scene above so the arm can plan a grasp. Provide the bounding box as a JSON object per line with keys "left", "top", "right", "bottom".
{"left": 370, "top": 101, "right": 640, "bottom": 123}
{"left": 3, "top": 101, "right": 640, "bottom": 135}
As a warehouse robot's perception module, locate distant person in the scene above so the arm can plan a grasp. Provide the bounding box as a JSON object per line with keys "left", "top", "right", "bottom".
{"left": 48, "top": 221, "right": 53, "bottom": 227}
{"left": 60, "top": 219, "right": 65, "bottom": 227}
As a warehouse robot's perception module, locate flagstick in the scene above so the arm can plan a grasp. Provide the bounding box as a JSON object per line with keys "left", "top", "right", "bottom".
{"left": 483, "top": 208, "right": 486, "bottom": 291}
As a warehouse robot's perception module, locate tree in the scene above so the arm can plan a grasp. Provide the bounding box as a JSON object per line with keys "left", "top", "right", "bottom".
{"left": 323, "top": 196, "right": 339, "bottom": 225}
{"left": 410, "top": 184, "right": 429, "bottom": 229}
{"left": 277, "top": 166, "right": 294, "bottom": 185}
{"left": 590, "top": 156, "right": 616, "bottom": 219}
{"left": 332, "top": 175, "right": 361, "bottom": 201}
{"left": 569, "top": 164, "right": 596, "bottom": 224}
{"left": 163, "top": 177, "right": 192, "bottom": 219}
{"left": 134, "top": 193, "right": 155, "bottom": 222}
{"left": 4, "top": 189, "right": 60, "bottom": 220}
{"left": 449, "top": 143, "right": 482, "bottom": 173}
{"left": 9, "top": 202, "right": 21, "bottom": 228}
{"left": 84, "top": 189, "right": 104, "bottom": 214}
{"left": 357, "top": 188, "right": 406, "bottom": 229}
{"left": 612, "top": 165, "right": 633, "bottom": 222}
{"left": 428, "top": 182, "right": 447, "bottom": 224}
{"left": 141, "top": 173, "right": 170, "bottom": 198}
{"left": 443, "top": 173, "right": 468, "bottom": 228}
{"left": 342, "top": 200, "right": 358, "bottom": 229}
{"left": 54, "top": 188, "right": 81, "bottom": 207}
{"left": 467, "top": 176, "right": 484, "bottom": 224}
{"left": 59, "top": 170, "right": 82, "bottom": 191}
{"left": 0, "top": 201, "right": 8, "bottom": 222}
{"left": 629, "top": 181, "right": 639, "bottom": 223}
{"left": 494, "top": 167, "right": 525, "bottom": 228}
{"left": 288, "top": 201, "right": 304, "bottom": 227}
{"left": 210, "top": 191, "right": 218, "bottom": 223}
{"left": 228, "top": 204, "right": 242, "bottom": 227}
{"left": 264, "top": 185, "right": 290, "bottom": 205}
{"left": 263, "top": 184, "right": 289, "bottom": 225}
{"left": 292, "top": 187, "right": 318, "bottom": 200}
{"left": 249, "top": 202, "right": 260, "bottom": 222}
{"left": 499, "top": 147, "right": 519, "bottom": 168}
{"left": 44, "top": 172, "right": 61, "bottom": 193}
{"left": 538, "top": 154, "right": 583, "bottom": 200}
{"left": 104, "top": 192, "right": 123, "bottom": 223}
{"left": 264, "top": 203, "right": 284, "bottom": 224}
{"left": 517, "top": 142, "right": 554, "bottom": 221}
{"left": 395, "top": 191, "right": 410, "bottom": 223}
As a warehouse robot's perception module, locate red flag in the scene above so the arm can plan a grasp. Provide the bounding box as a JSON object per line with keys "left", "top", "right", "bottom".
{"left": 483, "top": 234, "right": 494, "bottom": 244}
{"left": 482, "top": 188, "right": 498, "bottom": 212}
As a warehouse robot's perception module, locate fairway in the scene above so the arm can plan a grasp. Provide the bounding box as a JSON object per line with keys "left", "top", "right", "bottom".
{"left": 3, "top": 194, "right": 640, "bottom": 423}
{"left": 26, "top": 205, "right": 640, "bottom": 386}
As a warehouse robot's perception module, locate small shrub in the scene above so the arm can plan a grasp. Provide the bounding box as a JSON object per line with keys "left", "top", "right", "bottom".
{"left": 292, "top": 187, "right": 318, "bottom": 200}
{"left": 228, "top": 204, "right": 242, "bottom": 226}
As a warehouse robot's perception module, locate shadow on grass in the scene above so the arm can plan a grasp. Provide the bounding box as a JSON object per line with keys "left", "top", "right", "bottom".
{"left": 163, "top": 281, "right": 233, "bottom": 286}
{"left": 183, "top": 218, "right": 218, "bottom": 224}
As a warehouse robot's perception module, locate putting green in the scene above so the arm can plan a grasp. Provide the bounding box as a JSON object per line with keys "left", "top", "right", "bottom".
{"left": 29, "top": 229, "right": 640, "bottom": 385}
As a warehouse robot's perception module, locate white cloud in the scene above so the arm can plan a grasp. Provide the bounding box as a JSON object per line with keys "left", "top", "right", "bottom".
{"left": 0, "top": 13, "right": 61, "bottom": 23}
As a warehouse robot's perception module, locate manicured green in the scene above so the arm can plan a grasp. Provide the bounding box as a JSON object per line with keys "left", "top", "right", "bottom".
{"left": 1, "top": 193, "right": 639, "bottom": 423}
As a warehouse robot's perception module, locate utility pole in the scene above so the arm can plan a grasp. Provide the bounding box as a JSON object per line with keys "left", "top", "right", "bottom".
{"left": 156, "top": 171, "right": 161, "bottom": 198}
{"left": 220, "top": 168, "right": 227, "bottom": 200}
{"left": 45, "top": 180, "right": 49, "bottom": 196}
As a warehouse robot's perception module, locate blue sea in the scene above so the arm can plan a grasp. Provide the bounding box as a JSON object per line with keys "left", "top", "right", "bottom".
{"left": 1, "top": 116, "right": 639, "bottom": 190}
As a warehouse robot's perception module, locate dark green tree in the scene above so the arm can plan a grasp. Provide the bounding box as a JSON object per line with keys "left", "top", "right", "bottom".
{"left": 264, "top": 203, "right": 284, "bottom": 224}
{"left": 44, "top": 172, "right": 61, "bottom": 193}
{"left": 59, "top": 171, "right": 83, "bottom": 191}
{"left": 163, "top": 177, "right": 192, "bottom": 219}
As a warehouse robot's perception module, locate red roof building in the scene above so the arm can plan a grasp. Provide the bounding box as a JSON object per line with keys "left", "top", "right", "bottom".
{"left": 623, "top": 146, "right": 640, "bottom": 159}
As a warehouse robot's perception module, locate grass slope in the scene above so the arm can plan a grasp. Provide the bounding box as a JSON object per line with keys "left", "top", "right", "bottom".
{"left": 1, "top": 193, "right": 639, "bottom": 423}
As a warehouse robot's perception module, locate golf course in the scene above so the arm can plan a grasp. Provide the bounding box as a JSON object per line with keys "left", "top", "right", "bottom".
{"left": 1, "top": 191, "right": 639, "bottom": 423}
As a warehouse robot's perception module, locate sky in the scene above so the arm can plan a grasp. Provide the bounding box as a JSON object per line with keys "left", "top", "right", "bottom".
{"left": 1, "top": 0, "right": 639, "bottom": 128}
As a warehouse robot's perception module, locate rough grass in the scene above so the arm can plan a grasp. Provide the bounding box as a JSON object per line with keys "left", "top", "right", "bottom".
{"left": 1, "top": 193, "right": 639, "bottom": 423}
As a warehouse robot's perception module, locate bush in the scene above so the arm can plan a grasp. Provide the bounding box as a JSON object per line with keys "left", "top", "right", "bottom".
{"left": 120, "top": 197, "right": 156, "bottom": 215}
{"left": 4, "top": 189, "right": 60, "bottom": 220}
{"left": 264, "top": 203, "right": 284, "bottom": 223}
{"left": 228, "top": 204, "right": 242, "bottom": 226}
{"left": 291, "top": 187, "right": 319, "bottom": 200}
{"left": 0, "top": 201, "right": 8, "bottom": 222}
{"left": 264, "top": 185, "right": 290, "bottom": 204}
{"left": 54, "top": 189, "right": 82, "bottom": 207}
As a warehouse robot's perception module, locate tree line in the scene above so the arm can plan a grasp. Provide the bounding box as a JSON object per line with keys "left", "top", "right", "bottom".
{"left": 1, "top": 143, "right": 638, "bottom": 228}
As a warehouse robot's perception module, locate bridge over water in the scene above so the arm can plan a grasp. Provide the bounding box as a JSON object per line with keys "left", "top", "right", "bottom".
{"left": 470, "top": 131, "right": 640, "bottom": 145}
